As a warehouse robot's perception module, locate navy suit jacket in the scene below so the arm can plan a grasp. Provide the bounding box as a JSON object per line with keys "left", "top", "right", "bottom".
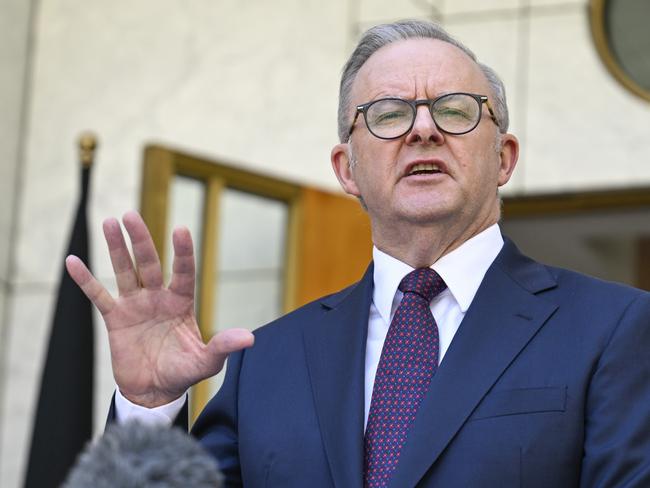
{"left": 191, "top": 239, "right": 650, "bottom": 487}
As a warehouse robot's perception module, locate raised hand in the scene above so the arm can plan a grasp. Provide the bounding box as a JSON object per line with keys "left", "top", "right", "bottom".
{"left": 65, "top": 211, "right": 254, "bottom": 408}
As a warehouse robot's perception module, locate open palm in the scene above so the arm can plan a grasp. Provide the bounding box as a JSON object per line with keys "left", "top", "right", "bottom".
{"left": 66, "top": 211, "right": 254, "bottom": 408}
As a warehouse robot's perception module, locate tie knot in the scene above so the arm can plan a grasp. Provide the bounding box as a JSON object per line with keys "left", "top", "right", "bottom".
{"left": 398, "top": 268, "right": 446, "bottom": 302}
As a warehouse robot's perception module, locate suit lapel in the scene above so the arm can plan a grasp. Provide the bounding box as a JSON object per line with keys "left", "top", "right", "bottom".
{"left": 303, "top": 264, "right": 374, "bottom": 488}
{"left": 389, "top": 240, "right": 559, "bottom": 488}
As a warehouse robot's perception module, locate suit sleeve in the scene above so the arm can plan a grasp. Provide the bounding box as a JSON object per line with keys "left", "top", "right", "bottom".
{"left": 191, "top": 349, "right": 245, "bottom": 487}
{"left": 581, "top": 293, "right": 650, "bottom": 487}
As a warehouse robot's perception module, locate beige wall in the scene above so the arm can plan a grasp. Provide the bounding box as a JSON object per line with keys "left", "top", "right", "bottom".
{"left": 2, "top": 0, "right": 649, "bottom": 485}
{"left": 0, "top": 0, "right": 35, "bottom": 483}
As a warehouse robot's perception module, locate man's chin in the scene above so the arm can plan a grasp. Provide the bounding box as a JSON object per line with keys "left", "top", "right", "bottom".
{"left": 396, "top": 196, "right": 457, "bottom": 223}
{"left": 386, "top": 207, "right": 458, "bottom": 228}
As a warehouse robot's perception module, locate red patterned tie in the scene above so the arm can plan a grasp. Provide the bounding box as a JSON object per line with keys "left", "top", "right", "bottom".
{"left": 364, "top": 267, "right": 446, "bottom": 488}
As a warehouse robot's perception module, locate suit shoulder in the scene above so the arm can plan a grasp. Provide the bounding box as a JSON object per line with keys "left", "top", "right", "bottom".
{"left": 252, "top": 280, "right": 362, "bottom": 339}
{"left": 547, "top": 264, "right": 647, "bottom": 297}
{"left": 496, "top": 239, "right": 648, "bottom": 303}
{"left": 540, "top": 264, "right": 650, "bottom": 318}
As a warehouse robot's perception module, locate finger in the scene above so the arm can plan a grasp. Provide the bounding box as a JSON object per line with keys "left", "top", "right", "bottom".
{"left": 122, "top": 211, "right": 163, "bottom": 289}
{"left": 168, "top": 227, "right": 195, "bottom": 298}
{"left": 103, "top": 218, "right": 140, "bottom": 295}
{"left": 205, "top": 328, "right": 255, "bottom": 372}
{"left": 65, "top": 255, "right": 116, "bottom": 316}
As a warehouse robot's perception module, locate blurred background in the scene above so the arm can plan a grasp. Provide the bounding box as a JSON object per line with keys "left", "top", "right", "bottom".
{"left": 1, "top": 0, "right": 649, "bottom": 486}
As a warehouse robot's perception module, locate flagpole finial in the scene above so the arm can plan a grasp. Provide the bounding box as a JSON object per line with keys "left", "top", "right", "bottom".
{"left": 78, "top": 132, "right": 98, "bottom": 168}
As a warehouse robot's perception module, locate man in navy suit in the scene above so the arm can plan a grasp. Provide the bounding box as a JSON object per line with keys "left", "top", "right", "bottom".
{"left": 68, "top": 20, "right": 650, "bottom": 487}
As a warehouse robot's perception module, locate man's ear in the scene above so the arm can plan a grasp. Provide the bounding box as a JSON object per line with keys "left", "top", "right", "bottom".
{"left": 497, "top": 133, "right": 519, "bottom": 187}
{"left": 331, "top": 143, "right": 361, "bottom": 197}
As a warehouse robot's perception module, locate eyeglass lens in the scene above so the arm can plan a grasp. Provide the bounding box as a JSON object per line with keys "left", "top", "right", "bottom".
{"left": 365, "top": 93, "right": 481, "bottom": 139}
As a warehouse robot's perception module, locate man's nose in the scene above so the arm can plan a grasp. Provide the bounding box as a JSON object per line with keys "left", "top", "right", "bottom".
{"left": 405, "top": 105, "right": 444, "bottom": 145}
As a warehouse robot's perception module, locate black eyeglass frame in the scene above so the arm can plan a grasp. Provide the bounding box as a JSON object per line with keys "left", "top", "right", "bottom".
{"left": 347, "top": 92, "right": 499, "bottom": 140}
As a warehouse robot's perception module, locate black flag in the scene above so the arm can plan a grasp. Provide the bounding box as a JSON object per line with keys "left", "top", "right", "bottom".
{"left": 25, "top": 144, "right": 95, "bottom": 488}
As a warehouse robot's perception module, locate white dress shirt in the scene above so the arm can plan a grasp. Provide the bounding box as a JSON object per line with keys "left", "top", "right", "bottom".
{"left": 116, "top": 224, "right": 504, "bottom": 428}
{"left": 365, "top": 223, "right": 503, "bottom": 426}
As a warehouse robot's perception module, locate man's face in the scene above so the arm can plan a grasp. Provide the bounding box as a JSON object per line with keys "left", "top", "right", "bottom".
{"left": 331, "top": 38, "right": 518, "bottom": 243}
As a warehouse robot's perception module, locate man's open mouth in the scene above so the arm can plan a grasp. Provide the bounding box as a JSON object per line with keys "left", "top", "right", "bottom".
{"left": 408, "top": 163, "right": 442, "bottom": 176}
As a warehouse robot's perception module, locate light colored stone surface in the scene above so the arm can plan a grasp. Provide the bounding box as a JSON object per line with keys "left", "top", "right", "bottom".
{"left": 529, "top": 0, "right": 585, "bottom": 7}
{"left": 0, "top": 0, "right": 31, "bottom": 283}
{"left": 15, "top": 0, "right": 348, "bottom": 288}
{"left": 0, "top": 0, "right": 33, "bottom": 484}
{"left": 357, "top": 0, "right": 434, "bottom": 26}
{"left": 0, "top": 0, "right": 31, "bottom": 282}
{"left": 1, "top": 289, "right": 55, "bottom": 488}
{"left": 440, "top": 0, "right": 520, "bottom": 17}
{"left": 0, "top": 289, "right": 6, "bottom": 476}
{"left": 524, "top": 10, "right": 650, "bottom": 192}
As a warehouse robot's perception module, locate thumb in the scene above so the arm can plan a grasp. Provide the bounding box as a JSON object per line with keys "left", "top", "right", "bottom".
{"left": 205, "top": 328, "right": 255, "bottom": 372}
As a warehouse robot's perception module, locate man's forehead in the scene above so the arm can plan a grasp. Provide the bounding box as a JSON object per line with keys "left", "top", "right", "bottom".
{"left": 351, "top": 38, "right": 487, "bottom": 101}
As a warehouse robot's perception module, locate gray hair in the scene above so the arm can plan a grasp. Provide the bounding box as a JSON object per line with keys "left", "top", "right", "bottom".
{"left": 337, "top": 19, "right": 510, "bottom": 142}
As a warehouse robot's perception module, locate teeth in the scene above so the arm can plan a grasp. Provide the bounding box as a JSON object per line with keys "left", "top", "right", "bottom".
{"left": 409, "top": 163, "right": 440, "bottom": 174}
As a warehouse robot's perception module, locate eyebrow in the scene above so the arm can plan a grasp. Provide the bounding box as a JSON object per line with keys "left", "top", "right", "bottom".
{"left": 365, "top": 90, "right": 463, "bottom": 102}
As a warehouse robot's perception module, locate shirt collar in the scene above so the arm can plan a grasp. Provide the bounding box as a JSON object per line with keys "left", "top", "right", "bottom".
{"left": 372, "top": 224, "right": 504, "bottom": 324}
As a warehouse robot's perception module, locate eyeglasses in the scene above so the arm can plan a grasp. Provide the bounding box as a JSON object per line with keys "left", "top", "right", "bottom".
{"left": 348, "top": 92, "right": 499, "bottom": 140}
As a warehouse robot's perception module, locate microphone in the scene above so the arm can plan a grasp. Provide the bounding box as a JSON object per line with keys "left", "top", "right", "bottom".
{"left": 63, "top": 420, "right": 223, "bottom": 487}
